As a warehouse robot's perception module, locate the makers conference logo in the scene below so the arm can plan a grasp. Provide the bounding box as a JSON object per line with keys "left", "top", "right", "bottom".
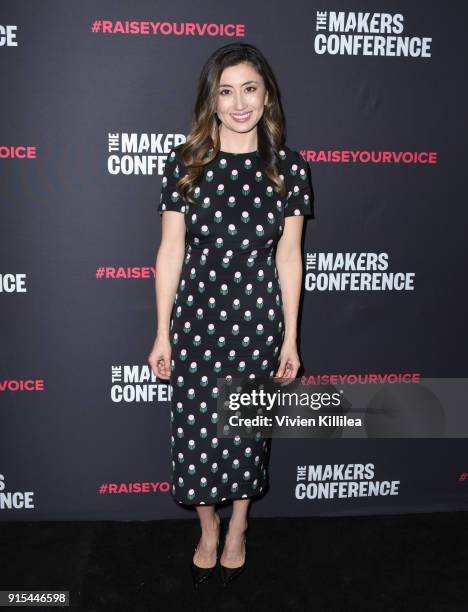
{"left": 295, "top": 463, "right": 400, "bottom": 500}
{"left": 107, "top": 133, "right": 185, "bottom": 175}
{"left": 0, "top": 273, "right": 28, "bottom": 292}
{"left": 0, "top": 474, "right": 35, "bottom": 511}
{"left": 0, "top": 25, "right": 18, "bottom": 47}
{"left": 314, "top": 11, "right": 432, "bottom": 57}
{"left": 304, "top": 252, "right": 415, "bottom": 292}
{"left": 110, "top": 364, "right": 171, "bottom": 403}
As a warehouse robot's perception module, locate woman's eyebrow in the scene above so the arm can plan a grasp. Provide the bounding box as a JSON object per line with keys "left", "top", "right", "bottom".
{"left": 218, "top": 80, "right": 260, "bottom": 88}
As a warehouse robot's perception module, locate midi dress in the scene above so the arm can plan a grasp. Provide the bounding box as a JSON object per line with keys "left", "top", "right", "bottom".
{"left": 158, "top": 143, "right": 313, "bottom": 505}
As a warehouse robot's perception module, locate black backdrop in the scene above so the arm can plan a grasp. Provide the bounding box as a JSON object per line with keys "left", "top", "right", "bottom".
{"left": 1, "top": 1, "right": 468, "bottom": 520}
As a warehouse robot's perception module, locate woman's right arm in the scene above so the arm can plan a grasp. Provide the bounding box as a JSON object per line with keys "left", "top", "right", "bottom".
{"left": 148, "top": 211, "right": 186, "bottom": 380}
{"left": 148, "top": 146, "right": 188, "bottom": 380}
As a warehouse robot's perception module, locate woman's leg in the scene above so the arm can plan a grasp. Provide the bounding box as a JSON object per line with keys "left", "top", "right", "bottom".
{"left": 220, "top": 498, "right": 250, "bottom": 568}
{"left": 193, "top": 504, "right": 221, "bottom": 568}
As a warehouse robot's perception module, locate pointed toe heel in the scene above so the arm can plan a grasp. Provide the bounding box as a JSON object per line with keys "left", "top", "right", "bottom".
{"left": 219, "top": 532, "right": 247, "bottom": 586}
{"left": 191, "top": 550, "right": 216, "bottom": 586}
{"left": 190, "top": 514, "right": 222, "bottom": 586}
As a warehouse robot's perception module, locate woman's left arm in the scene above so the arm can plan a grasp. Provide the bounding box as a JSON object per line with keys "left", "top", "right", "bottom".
{"left": 275, "top": 216, "right": 305, "bottom": 380}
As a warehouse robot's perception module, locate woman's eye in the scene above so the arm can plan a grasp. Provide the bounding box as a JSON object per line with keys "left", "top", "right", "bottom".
{"left": 219, "top": 87, "right": 257, "bottom": 96}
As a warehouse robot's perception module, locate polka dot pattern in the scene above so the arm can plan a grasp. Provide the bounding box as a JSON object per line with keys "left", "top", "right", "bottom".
{"left": 157, "top": 144, "right": 313, "bottom": 505}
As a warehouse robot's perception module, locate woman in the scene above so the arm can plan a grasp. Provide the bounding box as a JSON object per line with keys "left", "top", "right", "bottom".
{"left": 148, "top": 42, "right": 313, "bottom": 586}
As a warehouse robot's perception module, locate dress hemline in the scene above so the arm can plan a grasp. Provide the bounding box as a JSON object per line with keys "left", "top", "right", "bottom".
{"left": 171, "top": 489, "right": 266, "bottom": 506}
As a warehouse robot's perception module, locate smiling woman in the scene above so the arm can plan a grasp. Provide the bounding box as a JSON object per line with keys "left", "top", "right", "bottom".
{"left": 216, "top": 66, "right": 268, "bottom": 151}
{"left": 148, "top": 42, "right": 314, "bottom": 586}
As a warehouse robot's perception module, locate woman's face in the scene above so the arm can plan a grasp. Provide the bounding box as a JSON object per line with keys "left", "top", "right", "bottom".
{"left": 216, "top": 61, "right": 268, "bottom": 137}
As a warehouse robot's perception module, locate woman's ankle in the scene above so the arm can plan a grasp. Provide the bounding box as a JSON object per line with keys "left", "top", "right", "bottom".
{"left": 228, "top": 518, "right": 248, "bottom": 534}
{"left": 201, "top": 513, "right": 220, "bottom": 535}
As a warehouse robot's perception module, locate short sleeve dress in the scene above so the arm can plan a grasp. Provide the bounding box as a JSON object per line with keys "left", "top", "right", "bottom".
{"left": 157, "top": 144, "right": 314, "bottom": 505}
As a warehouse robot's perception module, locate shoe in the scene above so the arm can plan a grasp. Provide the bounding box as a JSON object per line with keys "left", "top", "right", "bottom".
{"left": 219, "top": 526, "right": 247, "bottom": 586}
{"left": 191, "top": 514, "right": 221, "bottom": 586}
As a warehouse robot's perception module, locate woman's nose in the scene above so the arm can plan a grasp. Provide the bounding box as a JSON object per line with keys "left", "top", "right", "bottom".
{"left": 233, "top": 92, "right": 247, "bottom": 110}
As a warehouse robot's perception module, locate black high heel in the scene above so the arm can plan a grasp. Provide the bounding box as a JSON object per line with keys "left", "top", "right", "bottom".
{"left": 219, "top": 526, "right": 247, "bottom": 586}
{"left": 191, "top": 514, "right": 221, "bottom": 586}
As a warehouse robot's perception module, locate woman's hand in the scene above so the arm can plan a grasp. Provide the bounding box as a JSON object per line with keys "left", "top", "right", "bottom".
{"left": 148, "top": 335, "right": 172, "bottom": 380}
{"left": 274, "top": 337, "right": 301, "bottom": 384}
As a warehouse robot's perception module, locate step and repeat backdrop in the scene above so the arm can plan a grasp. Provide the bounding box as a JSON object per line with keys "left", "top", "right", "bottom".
{"left": 1, "top": 1, "right": 468, "bottom": 520}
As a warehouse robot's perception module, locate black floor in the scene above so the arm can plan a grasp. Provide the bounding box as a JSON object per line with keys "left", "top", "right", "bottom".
{"left": 1, "top": 511, "right": 467, "bottom": 611}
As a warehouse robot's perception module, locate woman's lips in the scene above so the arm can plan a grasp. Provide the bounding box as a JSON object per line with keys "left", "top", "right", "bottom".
{"left": 230, "top": 111, "right": 252, "bottom": 123}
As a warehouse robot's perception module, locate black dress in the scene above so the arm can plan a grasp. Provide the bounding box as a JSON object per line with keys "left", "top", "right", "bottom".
{"left": 158, "top": 144, "right": 313, "bottom": 505}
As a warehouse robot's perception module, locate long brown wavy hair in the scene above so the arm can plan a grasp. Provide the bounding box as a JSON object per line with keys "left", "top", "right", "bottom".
{"left": 176, "top": 43, "right": 287, "bottom": 205}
